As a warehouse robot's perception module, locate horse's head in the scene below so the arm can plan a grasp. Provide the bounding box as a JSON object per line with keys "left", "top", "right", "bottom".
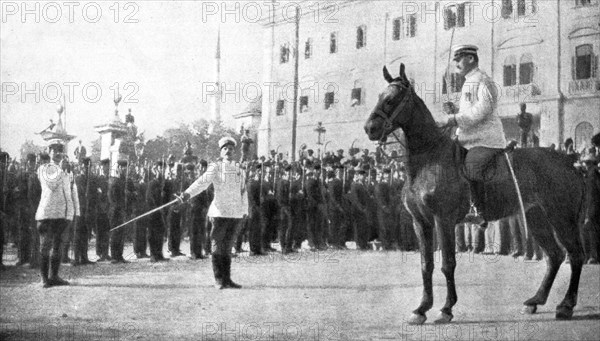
{"left": 364, "top": 63, "right": 415, "bottom": 142}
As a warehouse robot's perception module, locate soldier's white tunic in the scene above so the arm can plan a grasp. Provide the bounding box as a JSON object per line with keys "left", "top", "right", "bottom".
{"left": 455, "top": 67, "right": 507, "bottom": 149}
{"left": 35, "top": 164, "right": 75, "bottom": 221}
{"left": 184, "top": 160, "right": 248, "bottom": 218}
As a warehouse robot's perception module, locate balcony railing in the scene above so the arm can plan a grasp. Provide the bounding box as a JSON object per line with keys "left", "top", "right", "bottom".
{"left": 568, "top": 78, "right": 600, "bottom": 95}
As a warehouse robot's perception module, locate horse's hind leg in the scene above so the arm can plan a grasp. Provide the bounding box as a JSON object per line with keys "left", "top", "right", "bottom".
{"left": 434, "top": 218, "right": 457, "bottom": 324}
{"left": 551, "top": 213, "right": 585, "bottom": 320}
{"left": 408, "top": 218, "right": 435, "bottom": 325}
{"left": 521, "top": 207, "right": 564, "bottom": 314}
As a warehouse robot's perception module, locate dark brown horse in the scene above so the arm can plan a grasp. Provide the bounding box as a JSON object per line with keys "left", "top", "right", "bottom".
{"left": 364, "top": 64, "right": 586, "bottom": 324}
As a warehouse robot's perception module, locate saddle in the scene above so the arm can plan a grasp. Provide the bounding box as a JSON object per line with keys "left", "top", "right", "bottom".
{"left": 453, "top": 142, "right": 515, "bottom": 183}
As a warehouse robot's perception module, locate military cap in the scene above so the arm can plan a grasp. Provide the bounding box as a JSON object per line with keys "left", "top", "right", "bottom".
{"left": 313, "top": 164, "right": 321, "bottom": 171}
{"left": 26, "top": 153, "right": 36, "bottom": 162}
{"left": 452, "top": 44, "right": 478, "bottom": 61}
{"left": 337, "top": 149, "right": 344, "bottom": 153}
{"left": 307, "top": 149, "right": 314, "bottom": 154}
{"left": 81, "top": 157, "right": 91, "bottom": 166}
{"left": 117, "top": 159, "right": 129, "bottom": 167}
{"left": 185, "top": 163, "right": 195, "bottom": 171}
{"left": 199, "top": 159, "right": 208, "bottom": 168}
{"left": 218, "top": 136, "right": 237, "bottom": 149}
{"left": 154, "top": 160, "right": 165, "bottom": 167}
{"left": 383, "top": 167, "right": 391, "bottom": 174}
{"left": 100, "top": 158, "right": 110, "bottom": 166}
{"left": 326, "top": 170, "right": 335, "bottom": 178}
{"left": 284, "top": 164, "right": 292, "bottom": 172}
{"left": 354, "top": 165, "right": 366, "bottom": 174}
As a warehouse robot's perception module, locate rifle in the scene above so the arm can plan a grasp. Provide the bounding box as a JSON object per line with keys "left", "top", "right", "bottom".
{"left": 84, "top": 160, "right": 91, "bottom": 221}
{"left": 124, "top": 156, "right": 130, "bottom": 219}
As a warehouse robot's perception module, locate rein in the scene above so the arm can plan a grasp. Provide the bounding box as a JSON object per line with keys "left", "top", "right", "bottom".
{"left": 372, "top": 82, "right": 414, "bottom": 150}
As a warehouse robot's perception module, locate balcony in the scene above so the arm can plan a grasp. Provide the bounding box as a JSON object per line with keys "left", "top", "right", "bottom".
{"left": 568, "top": 78, "right": 600, "bottom": 95}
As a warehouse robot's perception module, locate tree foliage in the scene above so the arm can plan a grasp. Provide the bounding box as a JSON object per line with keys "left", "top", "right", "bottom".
{"left": 19, "top": 140, "right": 45, "bottom": 161}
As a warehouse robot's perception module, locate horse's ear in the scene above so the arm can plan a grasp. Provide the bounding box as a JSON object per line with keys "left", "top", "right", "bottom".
{"left": 399, "top": 63, "right": 407, "bottom": 82}
{"left": 383, "top": 66, "right": 394, "bottom": 83}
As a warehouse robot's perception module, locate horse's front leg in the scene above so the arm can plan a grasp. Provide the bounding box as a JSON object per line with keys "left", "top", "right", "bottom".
{"left": 433, "top": 217, "right": 457, "bottom": 324}
{"left": 408, "top": 217, "right": 435, "bottom": 325}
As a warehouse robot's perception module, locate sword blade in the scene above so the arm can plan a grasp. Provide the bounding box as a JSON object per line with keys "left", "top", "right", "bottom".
{"left": 110, "top": 198, "right": 179, "bottom": 232}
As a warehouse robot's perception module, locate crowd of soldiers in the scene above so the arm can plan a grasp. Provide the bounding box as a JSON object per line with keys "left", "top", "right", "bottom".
{"left": 1, "top": 133, "right": 599, "bottom": 269}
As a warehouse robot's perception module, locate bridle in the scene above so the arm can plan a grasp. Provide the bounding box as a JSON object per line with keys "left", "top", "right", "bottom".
{"left": 371, "top": 81, "right": 414, "bottom": 148}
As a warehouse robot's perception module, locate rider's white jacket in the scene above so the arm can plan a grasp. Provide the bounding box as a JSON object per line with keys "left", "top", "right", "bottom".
{"left": 455, "top": 67, "right": 507, "bottom": 149}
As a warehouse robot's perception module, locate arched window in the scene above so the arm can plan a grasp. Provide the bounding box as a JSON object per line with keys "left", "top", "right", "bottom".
{"left": 503, "top": 55, "right": 517, "bottom": 86}
{"left": 574, "top": 121, "right": 594, "bottom": 151}
{"left": 519, "top": 53, "right": 534, "bottom": 85}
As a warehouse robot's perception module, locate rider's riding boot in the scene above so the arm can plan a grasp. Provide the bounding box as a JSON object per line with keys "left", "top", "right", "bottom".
{"left": 464, "top": 181, "right": 487, "bottom": 229}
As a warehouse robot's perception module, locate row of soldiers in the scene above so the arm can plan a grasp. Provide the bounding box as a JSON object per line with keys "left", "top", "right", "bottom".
{"left": 0, "top": 146, "right": 420, "bottom": 268}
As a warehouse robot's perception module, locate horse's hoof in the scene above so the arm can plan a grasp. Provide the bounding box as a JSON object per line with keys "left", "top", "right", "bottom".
{"left": 556, "top": 306, "right": 573, "bottom": 320}
{"left": 407, "top": 313, "right": 427, "bottom": 325}
{"left": 520, "top": 305, "right": 537, "bottom": 314}
{"left": 433, "top": 311, "right": 453, "bottom": 324}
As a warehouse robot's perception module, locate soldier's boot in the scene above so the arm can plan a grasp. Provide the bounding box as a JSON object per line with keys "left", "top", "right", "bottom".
{"left": 40, "top": 256, "right": 51, "bottom": 288}
{"left": 222, "top": 256, "right": 242, "bottom": 289}
{"left": 48, "top": 256, "right": 69, "bottom": 286}
{"left": 212, "top": 255, "right": 225, "bottom": 289}
{"left": 464, "top": 181, "right": 487, "bottom": 229}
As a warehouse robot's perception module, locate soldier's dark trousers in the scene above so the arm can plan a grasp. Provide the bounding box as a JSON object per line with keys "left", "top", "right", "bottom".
{"left": 248, "top": 206, "right": 262, "bottom": 253}
{"left": 260, "top": 205, "right": 278, "bottom": 249}
{"left": 109, "top": 209, "right": 126, "bottom": 260}
{"left": 29, "top": 223, "right": 40, "bottom": 268}
{"left": 38, "top": 219, "right": 67, "bottom": 283}
{"left": 16, "top": 206, "right": 31, "bottom": 264}
{"left": 377, "top": 210, "right": 393, "bottom": 249}
{"left": 167, "top": 208, "right": 182, "bottom": 253}
{"left": 133, "top": 218, "right": 148, "bottom": 255}
{"left": 96, "top": 212, "right": 110, "bottom": 258}
{"left": 190, "top": 207, "right": 207, "bottom": 258}
{"left": 73, "top": 215, "right": 90, "bottom": 262}
{"left": 278, "top": 206, "right": 293, "bottom": 252}
{"left": 210, "top": 218, "right": 240, "bottom": 285}
{"left": 328, "top": 209, "right": 344, "bottom": 248}
{"left": 352, "top": 211, "right": 369, "bottom": 250}
{"left": 306, "top": 206, "right": 323, "bottom": 249}
{"left": 148, "top": 213, "right": 165, "bottom": 258}
{"left": 235, "top": 218, "right": 248, "bottom": 253}
{"left": 61, "top": 220, "right": 74, "bottom": 262}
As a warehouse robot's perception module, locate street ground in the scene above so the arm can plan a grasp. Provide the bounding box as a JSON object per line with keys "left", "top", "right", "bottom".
{"left": 1, "top": 240, "right": 599, "bottom": 341}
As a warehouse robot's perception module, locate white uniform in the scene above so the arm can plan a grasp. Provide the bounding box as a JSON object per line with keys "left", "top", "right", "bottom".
{"left": 455, "top": 67, "right": 507, "bottom": 149}
{"left": 184, "top": 160, "right": 248, "bottom": 218}
{"left": 35, "top": 163, "right": 74, "bottom": 221}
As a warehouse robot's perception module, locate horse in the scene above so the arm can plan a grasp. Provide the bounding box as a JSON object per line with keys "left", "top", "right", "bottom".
{"left": 363, "top": 64, "right": 586, "bottom": 324}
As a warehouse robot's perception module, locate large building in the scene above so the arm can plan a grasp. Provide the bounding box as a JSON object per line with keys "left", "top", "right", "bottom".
{"left": 251, "top": 0, "right": 599, "bottom": 158}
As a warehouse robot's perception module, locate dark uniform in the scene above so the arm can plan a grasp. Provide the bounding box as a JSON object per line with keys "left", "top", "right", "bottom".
{"left": 275, "top": 169, "right": 293, "bottom": 253}
{"left": 14, "top": 162, "right": 33, "bottom": 265}
{"left": 290, "top": 171, "right": 305, "bottom": 250}
{"left": 305, "top": 170, "right": 324, "bottom": 250}
{"left": 28, "top": 159, "right": 42, "bottom": 268}
{"left": 247, "top": 175, "right": 263, "bottom": 255}
{"left": 349, "top": 173, "right": 370, "bottom": 250}
{"left": 108, "top": 163, "right": 130, "bottom": 263}
{"left": 260, "top": 172, "right": 278, "bottom": 251}
{"left": 146, "top": 164, "right": 168, "bottom": 261}
{"left": 374, "top": 171, "right": 394, "bottom": 250}
{"left": 166, "top": 165, "right": 186, "bottom": 257}
{"left": 133, "top": 172, "right": 149, "bottom": 258}
{"left": 73, "top": 159, "right": 94, "bottom": 265}
{"left": 326, "top": 171, "right": 345, "bottom": 248}
{"left": 95, "top": 162, "right": 111, "bottom": 261}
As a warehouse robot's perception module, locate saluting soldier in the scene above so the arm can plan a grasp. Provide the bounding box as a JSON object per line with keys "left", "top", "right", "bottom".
{"left": 147, "top": 160, "right": 169, "bottom": 262}
{"left": 178, "top": 137, "right": 247, "bottom": 289}
{"left": 109, "top": 160, "right": 131, "bottom": 263}
{"left": 96, "top": 159, "right": 111, "bottom": 261}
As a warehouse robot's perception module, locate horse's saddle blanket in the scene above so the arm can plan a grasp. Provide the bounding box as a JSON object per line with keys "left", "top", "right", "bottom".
{"left": 456, "top": 145, "right": 512, "bottom": 183}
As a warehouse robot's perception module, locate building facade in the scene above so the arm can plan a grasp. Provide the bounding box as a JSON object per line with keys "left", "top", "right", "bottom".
{"left": 254, "top": 0, "right": 599, "bottom": 157}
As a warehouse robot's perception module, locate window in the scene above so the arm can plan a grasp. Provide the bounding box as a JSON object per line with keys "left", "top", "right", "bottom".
{"left": 351, "top": 80, "right": 364, "bottom": 106}
{"left": 519, "top": 54, "right": 534, "bottom": 85}
{"left": 502, "top": 0, "right": 513, "bottom": 18}
{"left": 457, "top": 3, "right": 466, "bottom": 27}
{"left": 393, "top": 15, "right": 417, "bottom": 39}
{"left": 276, "top": 100, "right": 285, "bottom": 116}
{"left": 531, "top": 0, "right": 537, "bottom": 13}
{"left": 330, "top": 32, "right": 337, "bottom": 54}
{"left": 305, "top": 39, "right": 312, "bottom": 59}
{"left": 444, "top": 5, "right": 457, "bottom": 30}
{"left": 300, "top": 96, "right": 309, "bottom": 112}
{"left": 356, "top": 25, "right": 366, "bottom": 49}
{"left": 573, "top": 44, "right": 596, "bottom": 80}
{"left": 392, "top": 18, "right": 401, "bottom": 40}
{"left": 442, "top": 71, "right": 465, "bottom": 94}
{"left": 517, "top": 0, "right": 526, "bottom": 16}
{"left": 324, "top": 92, "right": 335, "bottom": 109}
{"left": 575, "top": 0, "right": 593, "bottom": 6}
{"left": 280, "top": 43, "right": 290, "bottom": 64}
{"left": 503, "top": 56, "right": 517, "bottom": 86}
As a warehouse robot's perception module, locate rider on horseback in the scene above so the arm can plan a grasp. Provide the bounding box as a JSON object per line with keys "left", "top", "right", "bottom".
{"left": 439, "top": 44, "right": 507, "bottom": 227}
